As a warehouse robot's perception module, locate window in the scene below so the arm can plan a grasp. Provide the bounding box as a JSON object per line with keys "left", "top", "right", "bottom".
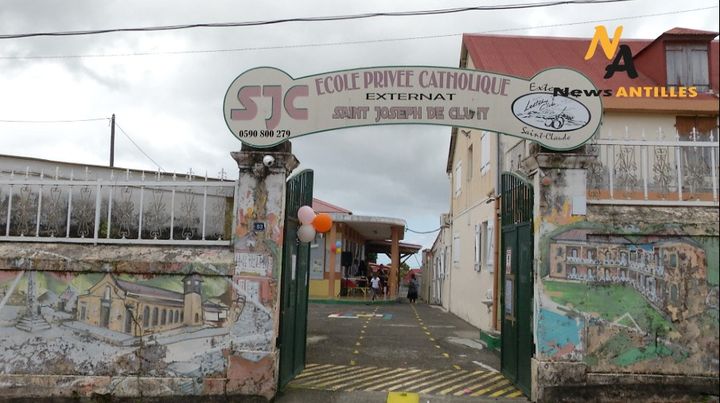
{"left": 152, "top": 307, "right": 159, "bottom": 326}
{"left": 474, "top": 224, "right": 482, "bottom": 271}
{"left": 161, "top": 309, "right": 167, "bottom": 325}
{"left": 666, "top": 43, "right": 709, "bottom": 90}
{"left": 480, "top": 132, "right": 491, "bottom": 175}
{"left": 80, "top": 304, "right": 87, "bottom": 321}
{"left": 467, "top": 145, "right": 474, "bottom": 182}
{"left": 103, "top": 286, "right": 111, "bottom": 300}
{"left": 454, "top": 162, "right": 462, "bottom": 197}
{"left": 452, "top": 233, "right": 461, "bottom": 267}
{"left": 556, "top": 263, "right": 563, "bottom": 273}
{"left": 143, "top": 306, "right": 150, "bottom": 327}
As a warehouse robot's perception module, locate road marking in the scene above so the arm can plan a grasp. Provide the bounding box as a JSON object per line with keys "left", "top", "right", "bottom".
{"left": 345, "top": 368, "right": 409, "bottom": 391}
{"left": 294, "top": 364, "right": 344, "bottom": 379}
{"left": 452, "top": 365, "right": 461, "bottom": 370}
{"left": 363, "top": 368, "right": 431, "bottom": 391}
{"left": 439, "top": 371, "right": 496, "bottom": 395}
{"left": 472, "top": 360, "right": 498, "bottom": 372}
{"left": 490, "top": 385, "right": 519, "bottom": 397}
{"left": 453, "top": 374, "right": 505, "bottom": 396}
{"left": 311, "top": 366, "right": 383, "bottom": 390}
{"left": 442, "top": 353, "right": 450, "bottom": 358}
{"left": 387, "top": 370, "right": 456, "bottom": 391}
{"left": 417, "top": 370, "right": 483, "bottom": 394}
{"left": 470, "top": 379, "right": 511, "bottom": 396}
{"left": 301, "top": 366, "right": 382, "bottom": 388}
{"left": 290, "top": 364, "right": 523, "bottom": 398}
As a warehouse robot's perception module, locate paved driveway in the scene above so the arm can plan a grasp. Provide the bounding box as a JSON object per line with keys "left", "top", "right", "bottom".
{"left": 287, "top": 302, "right": 525, "bottom": 400}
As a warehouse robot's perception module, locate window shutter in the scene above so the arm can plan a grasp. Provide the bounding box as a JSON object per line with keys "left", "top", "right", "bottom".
{"left": 474, "top": 224, "right": 481, "bottom": 271}
{"left": 486, "top": 222, "right": 494, "bottom": 271}
{"left": 481, "top": 132, "right": 491, "bottom": 175}
{"left": 454, "top": 162, "right": 462, "bottom": 197}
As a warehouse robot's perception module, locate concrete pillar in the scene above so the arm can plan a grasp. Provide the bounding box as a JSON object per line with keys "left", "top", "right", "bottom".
{"left": 390, "top": 225, "right": 401, "bottom": 297}
{"left": 229, "top": 143, "right": 298, "bottom": 399}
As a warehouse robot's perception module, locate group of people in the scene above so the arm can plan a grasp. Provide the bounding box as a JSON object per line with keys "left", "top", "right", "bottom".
{"left": 367, "top": 271, "right": 419, "bottom": 303}
{"left": 346, "top": 258, "right": 419, "bottom": 303}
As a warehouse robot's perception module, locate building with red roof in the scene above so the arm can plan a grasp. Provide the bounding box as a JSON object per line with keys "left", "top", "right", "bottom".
{"left": 433, "top": 27, "right": 719, "bottom": 398}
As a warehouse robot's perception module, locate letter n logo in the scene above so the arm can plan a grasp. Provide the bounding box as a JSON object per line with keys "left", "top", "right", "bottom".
{"left": 584, "top": 25, "right": 623, "bottom": 60}
{"left": 584, "top": 25, "right": 638, "bottom": 79}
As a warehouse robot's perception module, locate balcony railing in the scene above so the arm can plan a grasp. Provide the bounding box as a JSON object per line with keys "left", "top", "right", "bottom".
{"left": 0, "top": 168, "right": 235, "bottom": 245}
{"left": 587, "top": 129, "right": 719, "bottom": 206}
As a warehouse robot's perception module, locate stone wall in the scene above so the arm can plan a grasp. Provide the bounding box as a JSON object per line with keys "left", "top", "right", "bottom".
{"left": 0, "top": 147, "right": 298, "bottom": 401}
{"left": 528, "top": 151, "right": 719, "bottom": 401}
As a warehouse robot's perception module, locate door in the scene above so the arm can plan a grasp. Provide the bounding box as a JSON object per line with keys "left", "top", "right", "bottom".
{"left": 278, "top": 169, "right": 313, "bottom": 390}
{"left": 500, "top": 172, "right": 534, "bottom": 396}
{"left": 100, "top": 302, "right": 111, "bottom": 328}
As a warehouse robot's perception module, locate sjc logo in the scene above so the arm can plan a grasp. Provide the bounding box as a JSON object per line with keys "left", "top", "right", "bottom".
{"left": 584, "top": 26, "right": 638, "bottom": 79}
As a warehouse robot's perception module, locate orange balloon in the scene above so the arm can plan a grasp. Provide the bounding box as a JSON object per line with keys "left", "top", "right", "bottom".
{"left": 312, "top": 213, "right": 333, "bottom": 233}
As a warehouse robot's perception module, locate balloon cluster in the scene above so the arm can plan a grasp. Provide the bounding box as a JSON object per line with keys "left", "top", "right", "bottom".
{"left": 297, "top": 205, "right": 333, "bottom": 243}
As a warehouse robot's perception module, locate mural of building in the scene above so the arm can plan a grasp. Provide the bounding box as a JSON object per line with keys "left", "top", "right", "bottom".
{"left": 76, "top": 273, "right": 228, "bottom": 336}
{"left": 548, "top": 229, "right": 709, "bottom": 321}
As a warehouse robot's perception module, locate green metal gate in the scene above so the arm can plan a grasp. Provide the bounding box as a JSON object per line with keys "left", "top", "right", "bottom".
{"left": 278, "top": 169, "right": 313, "bottom": 390}
{"left": 500, "top": 172, "right": 534, "bottom": 396}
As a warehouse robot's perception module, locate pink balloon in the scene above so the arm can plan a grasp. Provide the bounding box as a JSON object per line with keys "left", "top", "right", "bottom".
{"left": 298, "top": 205, "right": 316, "bottom": 225}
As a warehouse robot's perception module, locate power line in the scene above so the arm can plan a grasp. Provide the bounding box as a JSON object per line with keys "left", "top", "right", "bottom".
{"left": 0, "top": 0, "right": 636, "bottom": 40}
{"left": 406, "top": 227, "right": 441, "bottom": 234}
{"left": 0, "top": 117, "right": 109, "bottom": 123}
{"left": 0, "top": 5, "right": 713, "bottom": 60}
{"left": 114, "top": 122, "right": 165, "bottom": 172}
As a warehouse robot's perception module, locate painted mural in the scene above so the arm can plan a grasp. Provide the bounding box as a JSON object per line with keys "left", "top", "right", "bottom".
{"left": 538, "top": 227, "right": 719, "bottom": 375}
{"left": 0, "top": 267, "right": 276, "bottom": 385}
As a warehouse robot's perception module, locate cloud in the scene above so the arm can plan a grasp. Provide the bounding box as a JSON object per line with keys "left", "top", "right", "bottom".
{"left": 1, "top": 0, "right": 718, "bottom": 254}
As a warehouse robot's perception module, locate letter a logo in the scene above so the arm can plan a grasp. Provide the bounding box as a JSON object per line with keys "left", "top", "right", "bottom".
{"left": 584, "top": 25, "right": 623, "bottom": 60}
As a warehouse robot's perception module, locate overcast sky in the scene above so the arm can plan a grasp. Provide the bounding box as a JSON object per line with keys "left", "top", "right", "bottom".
{"left": 0, "top": 0, "right": 718, "bottom": 263}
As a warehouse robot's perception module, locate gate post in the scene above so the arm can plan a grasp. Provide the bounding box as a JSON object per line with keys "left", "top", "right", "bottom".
{"left": 524, "top": 145, "right": 596, "bottom": 402}
{"left": 228, "top": 143, "right": 298, "bottom": 400}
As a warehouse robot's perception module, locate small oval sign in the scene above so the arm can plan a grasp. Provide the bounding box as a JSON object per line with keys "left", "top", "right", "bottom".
{"left": 511, "top": 92, "right": 591, "bottom": 132}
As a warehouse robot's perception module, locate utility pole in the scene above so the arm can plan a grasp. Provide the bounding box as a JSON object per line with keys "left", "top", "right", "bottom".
{"left": 110, "top": 113, "right": 116, "bottom": 167}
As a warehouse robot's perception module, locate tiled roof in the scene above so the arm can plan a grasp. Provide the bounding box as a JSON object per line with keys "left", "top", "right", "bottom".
{"left": 312, "top": 198, "right": 352, "bottom": 214}
{"left": 462, "top": 34, "right": 656, "bottom": 88}
{"left": 116, "top": 278, "right": 184, "bottom": 301}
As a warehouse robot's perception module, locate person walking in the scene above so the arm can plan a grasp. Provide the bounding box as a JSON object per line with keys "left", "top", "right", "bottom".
{"left": 370, "top": 272, "right": 381, "bottom": 301}
{"left": 407, "top": 273, "right": 419, "bottom": 303}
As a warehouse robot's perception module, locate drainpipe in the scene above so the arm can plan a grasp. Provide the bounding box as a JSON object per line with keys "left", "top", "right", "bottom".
{"left": 493, "top": 132, "right": 502, "bottom": 331}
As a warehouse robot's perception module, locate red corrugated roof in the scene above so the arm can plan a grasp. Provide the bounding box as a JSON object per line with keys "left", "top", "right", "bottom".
{"left": 463, "top": 34, "right": 656, "bottom": 88}
{"left": 462, "top": 28, "right": 719, "bottom": 94}
{"left": 663, "top": 27, "right": 719, "bottom": 36}
{"left": 312, "top": 198, "right": 352, "bottom": 214}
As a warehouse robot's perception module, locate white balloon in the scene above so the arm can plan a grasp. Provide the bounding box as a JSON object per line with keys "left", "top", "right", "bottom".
{"left": 297, "top": 224, "right": 316, "bottom": 243}
{"left": 298, "top": 205, "right": 316, "bottom": 225}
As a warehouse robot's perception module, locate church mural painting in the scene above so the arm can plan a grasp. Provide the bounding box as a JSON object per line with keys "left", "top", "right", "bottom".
{"left": 536, "top": 225, "right": 719, "bottom": 375}
{"left": 0, "top": 262, "right": 278, "bottom": 387}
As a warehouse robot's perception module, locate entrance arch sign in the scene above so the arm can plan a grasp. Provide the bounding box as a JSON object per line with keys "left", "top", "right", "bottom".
{"left": 223, "top": 66, "right": 602, "bottom": 151}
